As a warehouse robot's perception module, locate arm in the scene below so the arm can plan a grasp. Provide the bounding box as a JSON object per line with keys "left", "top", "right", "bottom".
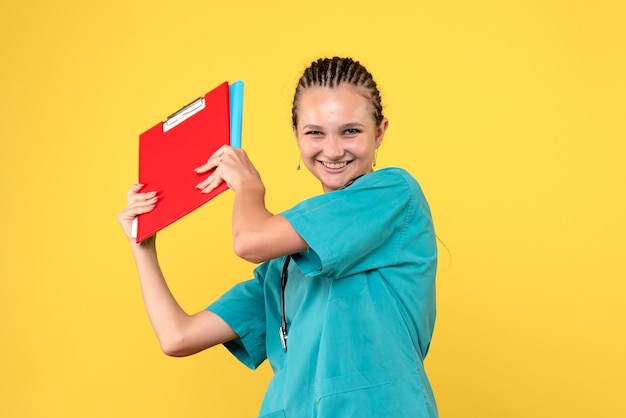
{"left": 195, "top": 147, "right": 308, "bottom": 263}
{"left": 118, "top": 184, "right": 238, "bottom": 357}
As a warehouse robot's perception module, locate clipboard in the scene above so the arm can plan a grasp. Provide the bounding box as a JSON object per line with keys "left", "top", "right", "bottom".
{"left": 133, "top": 80, "right": 244, "bottom": 242}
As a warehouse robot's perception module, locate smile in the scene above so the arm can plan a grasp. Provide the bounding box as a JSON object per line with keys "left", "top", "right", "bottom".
{"left": 321, "top": 161, "right": 349, "bottom": 169}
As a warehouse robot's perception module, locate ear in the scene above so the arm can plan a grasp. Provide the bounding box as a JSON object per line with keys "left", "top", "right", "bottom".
{"left": 375, "top": 118, "right": 389, "bottom": 146}
{"left": 292, "top": 125, "right": 300, "bottom": 146}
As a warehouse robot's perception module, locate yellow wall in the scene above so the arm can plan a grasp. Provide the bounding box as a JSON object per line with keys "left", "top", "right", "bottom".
{"left": 1, "top": 0, "right": 624, "bottom": 417}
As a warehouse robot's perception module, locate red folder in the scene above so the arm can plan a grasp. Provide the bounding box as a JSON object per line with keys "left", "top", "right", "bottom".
{"left": 135, "top": 82, "right": 230, "bottom": 242}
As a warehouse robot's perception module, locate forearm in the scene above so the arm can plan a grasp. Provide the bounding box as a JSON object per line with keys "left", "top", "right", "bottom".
{"left": 231, "top": 183, "right": 308, "bottom": 263}
{"left": 120, "top": 185, "right": 236, "bottom": 356}
{"left": 130, "top": 241, "right": 192, "bottom": 354}
{"left": 231, "top": 183, "right": 273, "bottom": 259}
{"left": 196, "top": 147, "right": 306, "bottom": 261}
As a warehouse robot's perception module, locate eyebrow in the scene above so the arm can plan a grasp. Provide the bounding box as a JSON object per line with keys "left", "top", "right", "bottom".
{"left": 302, "top": 122, "right": 365, "bottom": 131}
{"left": 302, "top": 124, "right": 324, "bottom": 131}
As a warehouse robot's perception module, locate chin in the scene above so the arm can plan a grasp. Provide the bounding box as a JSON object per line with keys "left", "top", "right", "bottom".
{"left": 320, "top": 178, "right": 348, "bottom": 193}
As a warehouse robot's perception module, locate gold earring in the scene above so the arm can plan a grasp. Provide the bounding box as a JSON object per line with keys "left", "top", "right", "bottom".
{"left": 373, "top": 143, "right": 380, "bottom": 167}
{"left": 297, "top": 156, "right": 301, "bottom": 171}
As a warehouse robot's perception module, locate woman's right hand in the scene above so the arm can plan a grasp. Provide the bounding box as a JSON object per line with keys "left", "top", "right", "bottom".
{"left": 117, "top": 184, "right": 158, "bottom": 243}
{"left": 194, "top": 145, "right": 264, "bottom": 195}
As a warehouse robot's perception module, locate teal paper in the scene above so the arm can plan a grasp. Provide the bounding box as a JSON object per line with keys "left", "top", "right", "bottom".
{"left": 229, "top": 80, "right": 244, "bottom": 148}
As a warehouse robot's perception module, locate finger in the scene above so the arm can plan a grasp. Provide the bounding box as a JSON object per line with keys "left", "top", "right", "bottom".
{"left": 194, "top": 160, "right": 214, "bottom": 174}
{"left": 195, "top": 171, "right": 214, "bottom": 190}
{"left": 126, "top": 183, "right": 145, "bottom": 199}
{"left": 120, "top": 196, "right": 158, "bottom": 220}
{"left": 131, "top": 201, "right": 157, "bottom": 214}
{"left": 132, "top": 192, "right": 158, "bottom": 206}
{"left": 117, "top": 206, "right": 152, "bottom": 224}
{"left": 127, "top": 187, "right": 157, "bottom": 204}
{"left": 194, "top": 154, "right": 222, "bottom": 174}
{"left": 194, "top": 145, "right": 232, "bottom": 173}
{"left": 196, "top": 171, "right": 224, "bottom": 194}
{"left": 125, "top": 187, "right": 158, "bottom": 209}
{"left": 127, "top": 184, "right": 153, "bottom": 201}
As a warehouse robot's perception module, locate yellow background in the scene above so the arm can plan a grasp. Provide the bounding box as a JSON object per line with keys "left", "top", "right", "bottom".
{"left": 1, "top": 0, "right": 624, "bottom": 417}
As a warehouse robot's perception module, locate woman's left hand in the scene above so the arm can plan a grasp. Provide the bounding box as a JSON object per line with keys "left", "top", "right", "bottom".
{"left": 194, "top": 145, "right": 263, "bottom": 194}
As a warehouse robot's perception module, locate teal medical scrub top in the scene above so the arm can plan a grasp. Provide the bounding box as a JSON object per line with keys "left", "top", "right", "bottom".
{"left": 208, "top": 168, "right": 438, "bottom": 417}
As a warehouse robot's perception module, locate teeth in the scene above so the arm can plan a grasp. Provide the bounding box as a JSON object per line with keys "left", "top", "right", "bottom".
{"left": 323, "top": 161, "right": 347, "bottom": 169}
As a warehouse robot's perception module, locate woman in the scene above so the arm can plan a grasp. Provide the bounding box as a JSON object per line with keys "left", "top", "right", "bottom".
{"left": 118, "top": 57, "right": 438, "bottom": 417}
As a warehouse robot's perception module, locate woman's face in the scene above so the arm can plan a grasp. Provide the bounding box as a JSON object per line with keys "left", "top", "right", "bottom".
{"left": 294, "top": 85, "right": 388, "bottom": 193}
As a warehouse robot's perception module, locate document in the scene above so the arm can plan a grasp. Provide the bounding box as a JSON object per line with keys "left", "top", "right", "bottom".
{"left": 132, "top": 80, "right": 244, "bottom": 242}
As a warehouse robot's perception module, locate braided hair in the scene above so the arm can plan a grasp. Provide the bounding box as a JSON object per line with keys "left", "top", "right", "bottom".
{"left": 291, "top": 57, "right": 384, "bottom": 128}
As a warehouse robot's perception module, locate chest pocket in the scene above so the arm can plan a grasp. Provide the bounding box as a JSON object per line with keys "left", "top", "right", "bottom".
{"left": 314, "top": 368, "right": 395, "bottom": 416}
{"left": 327, "top": 273, "right": 368, "bottom": 301}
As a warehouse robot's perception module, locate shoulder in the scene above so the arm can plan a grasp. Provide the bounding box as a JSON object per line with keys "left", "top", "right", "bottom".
{"left": 282, "top": 168, "right": 425, "bottom": 220}
{"left": 365, "top": 168, "right": 433, "bottom": 220}
{"left": 365, "top": 167, "right": 420, "bottom": 187}
{"left": 355, "top": 167, "right": 425, "bottom": 200}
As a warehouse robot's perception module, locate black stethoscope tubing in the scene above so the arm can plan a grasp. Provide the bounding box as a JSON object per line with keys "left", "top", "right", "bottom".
{"left": 278, "top": 175, "right": 364, "bottom": 351}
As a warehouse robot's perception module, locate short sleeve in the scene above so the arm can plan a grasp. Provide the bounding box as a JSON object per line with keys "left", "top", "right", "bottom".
{"left": 206, "top": 273, "right": 267, "bottom": 370}
{"left": 281, "top": 168, "right": 424, "bottom": 278}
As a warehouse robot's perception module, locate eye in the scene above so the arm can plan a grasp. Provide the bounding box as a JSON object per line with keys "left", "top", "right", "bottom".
{"left": 304, "top": 130, "right": 323, "bottom": 136}
{"left": 344, "top": 128, "right": 361, "bottom": 135}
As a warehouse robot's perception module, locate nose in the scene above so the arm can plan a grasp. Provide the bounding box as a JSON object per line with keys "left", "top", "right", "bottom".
{"left": 323, "top": 135, "right": 343, "bottom": 160}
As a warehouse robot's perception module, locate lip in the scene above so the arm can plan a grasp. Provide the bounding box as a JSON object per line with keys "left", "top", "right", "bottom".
{"left": 319, "top": 160, "right": 352, "bottom": 171}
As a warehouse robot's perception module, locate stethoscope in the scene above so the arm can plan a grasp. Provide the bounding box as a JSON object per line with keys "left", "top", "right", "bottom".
{"left": 278, "top": 175, "right": 364, "bottom": 351}
{"left": 278, "top": 255, "right": 291, "bottom": 351}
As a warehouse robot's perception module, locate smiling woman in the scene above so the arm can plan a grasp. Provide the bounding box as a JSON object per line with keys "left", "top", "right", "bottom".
{"left": 294, "top": 84, "right": 388, "bottom": 192}
{"left": 118, "top": 57, "right": 439, "bottom": 417}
